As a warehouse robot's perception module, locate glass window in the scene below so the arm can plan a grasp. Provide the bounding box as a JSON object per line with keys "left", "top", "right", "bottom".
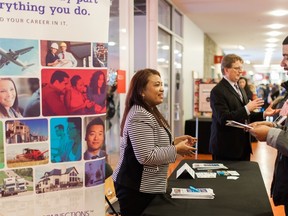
{"left": 173, "top": 41, "right": 183, "bottom": 136}
{"left": 157, "top": 28, "right": 171, "bottom": 123}
{"left": 158, "top": 0, "right": 171, "bottom": 29}
{"left": 174, "top": 10, "right": 183, "bottom": 37}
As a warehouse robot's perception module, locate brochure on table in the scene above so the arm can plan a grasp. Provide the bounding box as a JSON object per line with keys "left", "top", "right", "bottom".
{"left": 171, "top": 187, "right": 215, "bottom": 199}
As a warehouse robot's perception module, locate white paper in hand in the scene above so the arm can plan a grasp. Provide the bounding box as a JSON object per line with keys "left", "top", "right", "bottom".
{"left": 226, "top": 120, "right": 253, "bottom": 129}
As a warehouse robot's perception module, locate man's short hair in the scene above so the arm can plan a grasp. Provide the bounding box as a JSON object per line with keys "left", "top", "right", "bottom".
{"left": 85, "top": 117, "right": 105, "bottom": 136}
{"left": 221, "top": 54, "right": 243, "bottom": 75}
{"left": 283, "top": 36, "right": 288, "bottom": 45}
{"left": 50, "top": 70, "right": 69, "bottom": 84}
{"left": 55, "top": 124, "right": 64, "bottom": 130}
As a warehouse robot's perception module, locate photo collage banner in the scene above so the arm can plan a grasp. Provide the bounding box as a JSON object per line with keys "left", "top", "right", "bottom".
{"left": 0, "top": 0, "right": 110, "bottom": 215}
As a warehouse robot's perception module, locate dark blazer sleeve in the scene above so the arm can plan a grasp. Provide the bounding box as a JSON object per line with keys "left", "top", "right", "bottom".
{"left": 210, "top": 79, "right": 248, "bottom": 126}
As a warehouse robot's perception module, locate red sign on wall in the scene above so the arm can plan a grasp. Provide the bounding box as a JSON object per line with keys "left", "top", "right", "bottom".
{"left": 214, "top": 55, "right": 223, "bottom": 64}
{"left": 117, "top": 70, "right": 126, "bottom": 93}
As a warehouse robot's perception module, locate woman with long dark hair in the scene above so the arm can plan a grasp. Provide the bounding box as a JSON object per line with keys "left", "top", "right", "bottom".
{"left": 238, "top": 77, "right": 254, "bottom": 101}
{"left": 0, "top": 78, "right": 22, "bottom": 118}
{"left": 112, "top": 68, "right": 197, "bottom": 216}
{"left": 87, "top": 70, "right": 106, "bottom": 114}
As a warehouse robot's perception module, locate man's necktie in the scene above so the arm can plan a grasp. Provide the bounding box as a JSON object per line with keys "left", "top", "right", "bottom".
{"left": 234, "top": 84, "right": 243, "bottom": 102}
{"left": 62, "top": 52, "right": 65, "bottom": 59}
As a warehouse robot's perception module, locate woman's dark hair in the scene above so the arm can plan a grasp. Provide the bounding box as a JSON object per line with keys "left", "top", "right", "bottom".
{"left": 238, "top": 77, "right": 248, "bottom": 89}
{"left": 120, "top": 68, "right": 170, "bottom": 136}
{"left": 70, "top": 75, "right": 81, "bottom": 87}
{"left": 238, "top": 77, "right": 253, "bottom": 100}
{"left": 0, "top": 78, "right": 20, "bottom": 117}
{"left": 89, "top": 71, "right": 106, "bottom": 94}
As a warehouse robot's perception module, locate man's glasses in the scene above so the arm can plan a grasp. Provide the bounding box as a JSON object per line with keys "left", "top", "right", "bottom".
{"left": 231, "top": 67, "right": 243, "bottom": 72}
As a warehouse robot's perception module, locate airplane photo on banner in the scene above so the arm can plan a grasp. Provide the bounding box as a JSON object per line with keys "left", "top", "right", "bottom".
{"left": 0, "top": 46, "right": 34, "bottom": 71}
{"left": 0, "top": 38, "right": 39, "bottom": 76}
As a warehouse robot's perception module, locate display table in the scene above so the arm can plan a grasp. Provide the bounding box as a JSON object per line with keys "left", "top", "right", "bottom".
{"left": 142, "top": 160, "right": 273, "bottom": 216}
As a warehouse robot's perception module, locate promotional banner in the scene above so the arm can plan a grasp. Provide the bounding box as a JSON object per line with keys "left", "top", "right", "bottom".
{"left": 0, "top": 0, "right": 110, "bottom": 215}
{"left": 193, "top": 78, "right": 219, "bottom": 117}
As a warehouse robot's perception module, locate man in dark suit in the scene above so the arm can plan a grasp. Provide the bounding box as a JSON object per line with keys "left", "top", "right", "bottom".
{"left": 209, "top": 53, "right": 275, "bottom": 161}
{"left": 249, "top": 35, "right": 288, "bottom": 214}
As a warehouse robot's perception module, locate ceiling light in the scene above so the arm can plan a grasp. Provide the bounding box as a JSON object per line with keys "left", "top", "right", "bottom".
{"left": 267, "top": 24, "right": 285, "bottom": 29}
{"left": 266, "top": 38, "right": 279, "bottom": 43}
{"left": 161, "top": 45, "right": 169, "bottom": 50}
{"left": 238, "top": 45, "right": 245, "bottom": 50}
{"left": 108, "top": 41, "right": 116, "bottom": 46}
{"left": 271, "top": 10, "right": 288, "bottom": 17}
{"left": 269, "top": 10, "right": 288, "bottom": 16}
{"left": 265, "top": 47, "right": 275, "bottom": 52}
{"left": 265, "top": 43, "right": 277, "bottom": 48}
{"left": 266, "top": 31, "right": 282, "bottom": 36}
{"left": 263, "top": 52, "right": 273, "bottom": 66}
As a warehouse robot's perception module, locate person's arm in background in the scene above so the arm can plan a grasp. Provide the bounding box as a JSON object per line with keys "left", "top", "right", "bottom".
{"left": 210, "top": 86, "right": 248, "bottom": 125}
{"left": 249, "top": 123, "right": 288, "bottom": 156}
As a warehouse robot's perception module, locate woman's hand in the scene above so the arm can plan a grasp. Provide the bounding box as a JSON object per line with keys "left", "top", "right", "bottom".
{"left": 174, "top": 135, "right": 197, "bottom": 147}
{"left": 175, "top": 139, "right": 197, "bottom": 157}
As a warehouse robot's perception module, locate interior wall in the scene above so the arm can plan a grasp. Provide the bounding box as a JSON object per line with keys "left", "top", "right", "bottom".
{"left": 204, "top": 34, "right": 218, "bottom": 78}
{"left": 182, "top": 15, "right": 204, "bottom": 121}
{"left": 134, "top": 16, "right": 147, "bottom": 71}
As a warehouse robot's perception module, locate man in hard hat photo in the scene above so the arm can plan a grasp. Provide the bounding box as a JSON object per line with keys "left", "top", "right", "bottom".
{"left": 58, "top": 42, "right": 77, "bottom": 67}
{"left": 45, "top": 42, "right": 60, "bottom": 67}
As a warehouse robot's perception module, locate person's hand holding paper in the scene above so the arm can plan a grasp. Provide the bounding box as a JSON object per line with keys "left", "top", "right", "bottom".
{"left": 226, "top": 120, "right": 253, "bottom": 129}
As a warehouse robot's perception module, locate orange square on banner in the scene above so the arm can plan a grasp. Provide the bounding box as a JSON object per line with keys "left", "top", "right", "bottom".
{"left": 117, "top": 70, "right": 126, "bottom": 93}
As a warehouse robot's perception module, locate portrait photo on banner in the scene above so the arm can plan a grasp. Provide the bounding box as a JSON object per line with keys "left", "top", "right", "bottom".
{"left": 50, "top": 117, "right": 82, "bottom": 163}
{"left": 83, "top": 115, "right": 107, "bottom": 161}
{"left": 92, "top": 42, "right": 108, "bottom": 68}
{"left": 41, "top": 68, "right": 107, "bottom": 116}
{"left": 84, "top": 158, "right": 105, "bottom": 187}
{"left": 40, "top": 40, "right": 91, "bottom": 68}
{"left": 0, "top": 77, "right": 41, "bottom": 118}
